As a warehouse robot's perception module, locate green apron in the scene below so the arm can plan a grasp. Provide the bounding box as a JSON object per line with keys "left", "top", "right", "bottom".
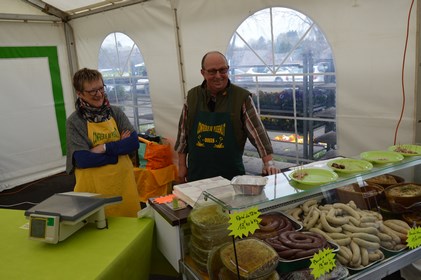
{"left": 187, "top": 88, "right": 245, "bottom": 181}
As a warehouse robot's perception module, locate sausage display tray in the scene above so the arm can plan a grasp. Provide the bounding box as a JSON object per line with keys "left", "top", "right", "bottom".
{"left": 276, "top": 240, "right": 339, "bottom": 273}
{"left": 346, "top": 254, "right": 385, "bottom": 274}
{"left": 380, "top": 246, "right": 408, "bottom": 258}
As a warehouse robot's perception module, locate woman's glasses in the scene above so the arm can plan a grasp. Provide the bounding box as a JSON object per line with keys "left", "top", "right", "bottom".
{"left": 84, "top": 85, "right": 106, "bottom": 96}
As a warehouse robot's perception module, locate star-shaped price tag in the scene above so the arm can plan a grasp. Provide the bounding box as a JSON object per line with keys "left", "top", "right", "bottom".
{"left": 407, "top": 226, "right": 421, "bottom": 249}
{"left": 227, "top": 207, "right": 261, "bottom": 239}
{"left": 309, "top": 248, "right": 336, "bottom": 279}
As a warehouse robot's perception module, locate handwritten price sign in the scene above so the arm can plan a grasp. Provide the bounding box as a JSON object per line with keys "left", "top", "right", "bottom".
{"left": 228, "top": 207, "right": 261, "bottom": 238}
{"left": 407, "top": 226, "right": 421, "bottom": 249}
{"left": 309, "top": 248, "right": 336, "bottom": 279}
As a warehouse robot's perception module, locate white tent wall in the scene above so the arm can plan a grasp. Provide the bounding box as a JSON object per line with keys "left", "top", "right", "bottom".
{"left": 174, "top": 0, "right": 417, "bottom": 156}
{"left": 0, "top": 0, "right": 418, "bottom": 190}
{"left": 70, "top": 0, "right": 183, "bottom": 147}
{"left": 70, "top": 0, "right": 417, "bottom": 155}
{"left": 0, "top": 20, "right": 74, "bottom": 191}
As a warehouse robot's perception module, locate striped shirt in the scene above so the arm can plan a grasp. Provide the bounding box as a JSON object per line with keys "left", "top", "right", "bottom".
{"left": 174, "top": 84, "right": 273, "bottom": 158}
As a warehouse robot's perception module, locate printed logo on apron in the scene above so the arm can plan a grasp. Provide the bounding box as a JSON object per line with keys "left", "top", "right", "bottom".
{"left": 196, "top": 122, "right": 226, "bottom": 148}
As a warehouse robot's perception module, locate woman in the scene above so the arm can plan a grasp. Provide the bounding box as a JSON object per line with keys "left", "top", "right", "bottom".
{"left": 66, "top": 68, "right": 140, "bottom": 217}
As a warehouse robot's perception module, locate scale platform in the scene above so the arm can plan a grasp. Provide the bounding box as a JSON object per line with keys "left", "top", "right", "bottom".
{"left": 24, "top": 192, "right": 122, "bottom": 244}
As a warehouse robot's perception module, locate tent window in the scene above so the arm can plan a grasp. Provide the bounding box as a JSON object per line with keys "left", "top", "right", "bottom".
{"left": 226, "top": 7, "right": 336, "bottom": 163}
{"left": 98, "top": 32, "right": 154, "bottom": 133}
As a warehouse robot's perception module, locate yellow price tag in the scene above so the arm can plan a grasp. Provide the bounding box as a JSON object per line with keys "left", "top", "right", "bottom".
{"left": 309, "top": 248, "right": 336, "bottom": 279}
{"left": 407, "top": 226, "right": 421, "bottom": 249}
{"left": 228, "top": 207, "right": 261, "bottom": 239}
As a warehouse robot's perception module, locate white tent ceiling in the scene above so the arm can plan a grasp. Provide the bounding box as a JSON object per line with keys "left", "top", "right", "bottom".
{"left": 6, "top": 0, "right": 149, "bottom": 20}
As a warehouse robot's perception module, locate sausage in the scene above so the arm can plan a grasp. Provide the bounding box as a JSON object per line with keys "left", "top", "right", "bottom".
{"left": 360, "top": 247, "right": 369, "bottom": 267}
{"left": 333, "top": 203, "right": 360, "bottom": 219}
{"left": 320, "top": 212, "right": 342, "bottom": 233}
{"left": 303, "top": 208, "right": 320, "bottom": 230}
{"left": 327, "top": 232, "right": 348, "bottom": 239}
{"left": 279, "top": 231, "right": 324, "bottom": 250}
{"left": 383, "top": 220, "right": 410, "bottom": 234}
{"left": 289, "top": 207, "right": 303, "bottom": 221}
{"left": 277, "top": 248, "right": 303, "bottom": 259}
{"left": 360, "top": 216, "right": 377, "bottom": 223}
{"left": 353, "top": 237, "right": 380, "bottom": 250}
{"left": 259, "top": 215, "right": 281, "bottom": 231}
{"left": 380, "top": 224, "right": 407, "bottom": 242}
{"left": 342, "top": 224, "right": 378, "bottom": 235}
{"left": 332, "top": 237, "right": 352, "bottom": 246}
{"left": 350, "top": 241, "right": 361, "bottom": 265}
{"left": 326, "top": 214, "right": 349, "bottom": 226}
{"left": 303, "top": 199, "right": 318, "bottom": 213}
{"left": 336, "top": 254, "right": 349, "bottom": 265}
{"left": 377, "top": 232, "right": 393, "bottom": 242}
{"left": 379, "top": 224, "right": 401, "bottom": 243}
{"left": 368, "top": 250, "right": 384, "bottom": 262}
{"left": 351, "top": 232, "right": 381, "bottom": 243}
{"left": 309, "top": 227, "right": 334, "bottom": 242}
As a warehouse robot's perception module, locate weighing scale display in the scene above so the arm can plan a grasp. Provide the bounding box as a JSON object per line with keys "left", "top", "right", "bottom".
{"left": 25, "top": 192, "right": 122, "bottom": 243}
{"left": 30, "top": 217, "right": 46, "bottom": 238}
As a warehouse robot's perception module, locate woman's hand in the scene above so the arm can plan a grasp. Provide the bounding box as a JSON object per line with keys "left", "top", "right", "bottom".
{"left": 120, "top": 130, "right": 131, "bottom": 140}
{"left": 91, "top": 144, "right": 106, "bottom": 154}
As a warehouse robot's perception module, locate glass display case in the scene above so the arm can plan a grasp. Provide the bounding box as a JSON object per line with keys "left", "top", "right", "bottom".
{"left": 179, "top": 156, "right": 421, "bottom": 280}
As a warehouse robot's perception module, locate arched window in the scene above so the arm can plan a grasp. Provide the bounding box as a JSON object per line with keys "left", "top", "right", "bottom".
{"left": 98, "top": 32, "right": 154, "bottom": 133}
{"left": 226, "top": 7, "right": 336, "bottom": 163}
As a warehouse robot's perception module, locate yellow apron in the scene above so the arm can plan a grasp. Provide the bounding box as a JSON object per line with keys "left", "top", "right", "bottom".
{"left": 74, "top": 118, "right": 140, "bottom": 217}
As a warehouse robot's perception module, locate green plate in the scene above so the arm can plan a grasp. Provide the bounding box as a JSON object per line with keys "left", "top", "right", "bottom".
{"left": 289, "top": 168, "right": 338, "bottom": 186}
{"left": 388, "top": 145, "right": 421, "bottom": 156}
{"left": 327, "top": 158, "right": 373, "bottom": 173}
{"left": 360, "top": 150, "right": 404, "bottom": 164}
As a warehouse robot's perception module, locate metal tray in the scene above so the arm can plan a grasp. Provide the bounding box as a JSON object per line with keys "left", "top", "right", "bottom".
{"left": 276, "top": 240, "right": 339, "bottom": 273}
{"left": 346, "top": 253, "right": 385, "bottom": 274}
{"left": 380, "top": 245, "right": 408, "bottom": 258}
{"left": 251, "top": 211, "right": 303, "bottom": 240}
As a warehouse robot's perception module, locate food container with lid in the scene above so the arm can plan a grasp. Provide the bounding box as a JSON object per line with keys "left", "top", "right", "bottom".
{"left": 365, "top": 174, "right": 405, "bottom": 188}
{"left": 231, "top": 175, "right": 268, "bottom": 196}
{"left": 335, "top": 183, "right": 383, "bottom": 210}
{"left": 219, "top": 238, "right": 279, "bottom": 279}
{"left": 188, "top": 204, "right": 230, "bottom": 228}
{"left": 384, "top": 183, "right": 421, "bottom": 213}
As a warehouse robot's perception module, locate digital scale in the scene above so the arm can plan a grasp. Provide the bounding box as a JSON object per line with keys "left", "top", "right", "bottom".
{"left": 24, "top": 192, "right": 122, "bottom": 244}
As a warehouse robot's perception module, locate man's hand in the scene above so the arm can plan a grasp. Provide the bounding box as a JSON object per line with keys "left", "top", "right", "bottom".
{"left": 262, "top": 164, "right": 279, "bottom": 175}
{"left": 177, "top": 165, "right": 188, "bottom": 184}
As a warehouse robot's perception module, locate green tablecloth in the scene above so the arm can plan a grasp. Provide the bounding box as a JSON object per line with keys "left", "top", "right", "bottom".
{"left": 0, "top": 209, "right": 154, "bottom": 280}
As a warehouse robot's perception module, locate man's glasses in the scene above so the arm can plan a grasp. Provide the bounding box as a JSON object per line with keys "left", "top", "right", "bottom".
{"left": 84, "top": 85, "right": 106, "bottom": 96}
{"left": 203, "top": 67, "right": 229, "bottom": 76}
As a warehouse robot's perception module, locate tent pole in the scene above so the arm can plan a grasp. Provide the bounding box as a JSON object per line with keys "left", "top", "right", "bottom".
{"left": 171, "top": 2, "right": 187, "bottom": 99}
{"left": 64, "top": 22, "right": 79, "bottom": 99}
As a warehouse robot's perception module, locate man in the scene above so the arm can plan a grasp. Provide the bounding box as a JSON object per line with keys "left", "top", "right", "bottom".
{"left": 174, "top": 51, "right": 279, "bottom": 182}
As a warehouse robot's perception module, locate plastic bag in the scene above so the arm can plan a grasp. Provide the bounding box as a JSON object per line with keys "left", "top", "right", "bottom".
{"left": 138, "top": 136, "right": 173, "bottom": 170}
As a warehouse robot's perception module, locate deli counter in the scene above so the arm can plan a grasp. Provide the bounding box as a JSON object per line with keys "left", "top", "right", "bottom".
{"left": 151, "top": 154, "right": 421, "bottom": 280}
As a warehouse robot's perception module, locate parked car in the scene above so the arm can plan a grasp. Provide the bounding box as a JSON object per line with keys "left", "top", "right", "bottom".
{"left": 246, "top": 66, "right": 292, "bottom": 83}
{"left": 136, "top": 78, "right": 150, "bottom": 94}
{"left": 229, "top": 68, "right": 253, "bottom": 84}
{"left": 313, "top": 61, "right": 336, "bottom": 83}
{"left": 285, "top": 64, "right": 304, "bottom": 83}
{"left": 134, "top": 63, "right": 150, "bottom": 94}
